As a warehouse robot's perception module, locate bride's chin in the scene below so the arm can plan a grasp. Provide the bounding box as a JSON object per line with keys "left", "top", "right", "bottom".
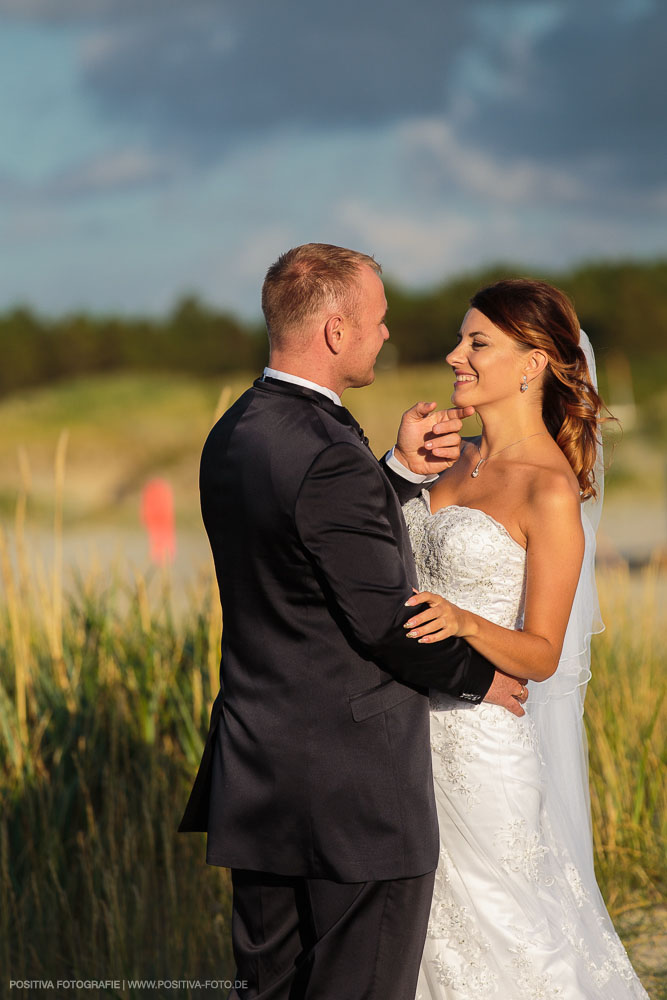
{"left": 451, "top": 386, "right": 476, "bottom": 405}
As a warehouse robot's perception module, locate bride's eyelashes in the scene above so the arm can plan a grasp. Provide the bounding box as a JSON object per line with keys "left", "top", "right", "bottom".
{"left": 450, "top": 337, "right": 489, "bottom": 350}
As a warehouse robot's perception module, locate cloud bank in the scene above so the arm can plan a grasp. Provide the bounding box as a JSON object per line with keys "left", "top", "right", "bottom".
{"left": 0, "top": 0, "right": 664, "bottom": 315}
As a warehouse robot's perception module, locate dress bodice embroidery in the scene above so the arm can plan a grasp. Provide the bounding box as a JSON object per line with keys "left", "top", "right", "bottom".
{"left": 402, "top": 491, "right": 527, "bottom": 631}
{"left": 403, "top": 491, "right": 527, "bottom": 714}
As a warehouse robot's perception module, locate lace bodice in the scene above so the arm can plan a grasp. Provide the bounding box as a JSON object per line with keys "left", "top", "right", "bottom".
{"left": 402, "top": 490, "right": 527, "bottom": 630}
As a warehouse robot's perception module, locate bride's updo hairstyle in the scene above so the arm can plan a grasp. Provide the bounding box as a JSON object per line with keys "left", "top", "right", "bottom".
{"left": 470, "top": 278, "right": 604, "bottom": 500}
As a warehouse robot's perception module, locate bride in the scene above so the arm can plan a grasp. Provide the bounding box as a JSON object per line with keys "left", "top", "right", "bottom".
{"left": 394, "top": 279, "right": 648, "bottom": 998}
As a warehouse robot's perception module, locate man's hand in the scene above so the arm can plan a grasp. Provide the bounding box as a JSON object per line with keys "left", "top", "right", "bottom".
{"left": 483, "top": 671, "right": 529, "bottom": 718}
{"left": 394, "top": 401, "right": 475, "bottom": 477}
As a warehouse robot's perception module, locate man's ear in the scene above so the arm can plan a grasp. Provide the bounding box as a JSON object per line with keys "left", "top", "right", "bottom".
{"left": 324, "top": 315, "right": 345, "bottom": 354}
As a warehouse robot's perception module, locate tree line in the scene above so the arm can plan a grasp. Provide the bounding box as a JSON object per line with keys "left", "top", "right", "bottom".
{"left": 1, "top": 259, "right": 665, "bottom": 397}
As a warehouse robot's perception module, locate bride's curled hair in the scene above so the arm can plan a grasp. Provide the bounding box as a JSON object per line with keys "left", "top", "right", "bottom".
{"left": 470, "top": 278, "right": 606, "bottom": 500}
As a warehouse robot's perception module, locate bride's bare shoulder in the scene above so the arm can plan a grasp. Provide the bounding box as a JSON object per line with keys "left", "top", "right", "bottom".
{"left": 525, "top": 459, "right": 582, "bottom": 524}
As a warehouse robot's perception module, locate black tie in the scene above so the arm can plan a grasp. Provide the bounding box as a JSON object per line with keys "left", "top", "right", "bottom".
{"left": 343, "top": 410, "right": 370, "bottom": 449}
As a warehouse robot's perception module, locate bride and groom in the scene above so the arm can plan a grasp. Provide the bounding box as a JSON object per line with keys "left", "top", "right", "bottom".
{"left": 179, "top": 244, "right": 647, "bottom": 999}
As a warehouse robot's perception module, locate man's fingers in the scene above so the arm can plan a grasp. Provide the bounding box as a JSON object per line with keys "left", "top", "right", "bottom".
{"left": 424, "top": 431, "right": 463, "bottom": 453}
{"left": 446, "top": 405, "right": 476, "bottom": 420}
{"left": 427, "top": 405, "right": 474, "bottom": 434}
{"left": 508, "top": 678, "right": 528, "bottom": 714}
{"left": 484, "top": 671, "right": 527, "bottom": 717}
{"left": 430, "top": 418, "right": 463, "bottom": 436}
{"left": 409, "top": 401, "right": 437, "bottom": 419}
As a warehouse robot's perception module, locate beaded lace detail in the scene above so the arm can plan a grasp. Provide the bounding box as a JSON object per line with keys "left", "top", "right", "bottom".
{"left": 402, "top": 492, "right": 526, "bottom": 629}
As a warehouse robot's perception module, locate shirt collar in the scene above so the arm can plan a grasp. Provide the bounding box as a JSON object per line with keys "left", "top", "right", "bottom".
{"left": 262, "top": 367, "right": 342, "bottom": 407}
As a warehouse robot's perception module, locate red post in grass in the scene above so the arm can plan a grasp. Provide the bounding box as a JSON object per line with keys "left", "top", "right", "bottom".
{"left": 141, "top": 478, "right": 176, "bottom": 565}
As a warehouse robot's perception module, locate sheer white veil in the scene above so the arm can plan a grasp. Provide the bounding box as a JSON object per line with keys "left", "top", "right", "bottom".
{"left": 525, "top": 328, "right": 604, "bottom": 886}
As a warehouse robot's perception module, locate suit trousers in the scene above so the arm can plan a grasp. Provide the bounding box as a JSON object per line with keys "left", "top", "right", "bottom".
{"left": 228, "top": 867, "right": 435, "bottom": 1000}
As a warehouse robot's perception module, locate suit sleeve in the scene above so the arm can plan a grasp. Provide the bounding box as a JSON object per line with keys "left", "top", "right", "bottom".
{"left": 379, "top": 454, "right": 430, "bottom": 504}
{"left": 295, "top": 442, "right": 495, "bottom": 702}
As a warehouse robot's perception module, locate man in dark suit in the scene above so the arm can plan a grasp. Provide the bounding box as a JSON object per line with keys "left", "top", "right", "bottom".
{"left": 179, "top": 244, "right": 526, "bottom": 999}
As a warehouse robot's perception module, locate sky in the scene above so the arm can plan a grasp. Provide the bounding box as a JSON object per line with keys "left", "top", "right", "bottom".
{"left": 0, "top": 0, "right": 665, "bottom": 319}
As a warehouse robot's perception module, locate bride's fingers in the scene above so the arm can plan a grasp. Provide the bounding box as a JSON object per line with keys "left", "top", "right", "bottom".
{"left": 404, "top": 615, "right": 453, "bottom": 641}
{"left": 417, "top": 627, "right": 453, "bottom": 643}
{"left": 405, "top": 590, "right": 439, "bottom": 607}
{"left": 404, "top": 606, "right": 439, "bottom": 625}
{"left": 406, "top": 617, "right": 446, "bottom": 638}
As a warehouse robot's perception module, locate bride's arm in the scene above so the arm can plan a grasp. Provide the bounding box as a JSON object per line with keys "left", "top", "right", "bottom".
{"left": 404, "top": 474, "right": 585, "bottom": 683}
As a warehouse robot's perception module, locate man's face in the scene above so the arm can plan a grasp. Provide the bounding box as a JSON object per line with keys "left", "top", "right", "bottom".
{"left": 341, "top": 265, "right": 389, "bottom": 389}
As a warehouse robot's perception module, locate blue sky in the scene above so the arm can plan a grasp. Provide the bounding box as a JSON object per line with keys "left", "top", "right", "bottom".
{"left": 1, "top": 0, "right": 665, "bottom": 319}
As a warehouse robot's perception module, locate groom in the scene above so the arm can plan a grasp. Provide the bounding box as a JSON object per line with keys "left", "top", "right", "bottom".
{"left": 179, "top": 244, "right": 526, "bottom": 999}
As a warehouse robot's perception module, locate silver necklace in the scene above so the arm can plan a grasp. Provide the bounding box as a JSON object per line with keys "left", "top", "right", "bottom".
{"left": 471, "top": 431, "right": 547, "bottom": 478}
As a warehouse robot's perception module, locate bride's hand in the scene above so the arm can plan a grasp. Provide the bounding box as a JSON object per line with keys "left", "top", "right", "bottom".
{"left": 403, "top": 590, "right": 468, "bottom": 642}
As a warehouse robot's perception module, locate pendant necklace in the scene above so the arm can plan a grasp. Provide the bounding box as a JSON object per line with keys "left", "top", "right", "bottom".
{"left": 471, "top": 431, "right": 547, "bottom": 478}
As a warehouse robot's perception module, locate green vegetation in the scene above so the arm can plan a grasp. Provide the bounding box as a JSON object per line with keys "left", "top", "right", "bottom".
{"left": 2, "top": 259, "right": 666, "bottom": 397}
{"left": 0, "top": 298, "right": 266, "bottom": 398}
{"left": 382, "top": 259, "right": 667, "bottom": 373}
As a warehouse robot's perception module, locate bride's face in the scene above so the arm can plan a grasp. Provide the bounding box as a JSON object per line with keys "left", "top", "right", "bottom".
{"left": 446, "top": 308, "right": 528, "bottom": 406}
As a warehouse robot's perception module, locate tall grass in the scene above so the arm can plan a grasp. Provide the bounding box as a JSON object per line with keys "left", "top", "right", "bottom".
{"left": 0, "top": 468, "right": 664, "bottom": 997}
{"left": 0, "top": 508, "right": 232, "bottom": 997}
{"left": 587, "top": 565, "right": 666, "bottom": 914}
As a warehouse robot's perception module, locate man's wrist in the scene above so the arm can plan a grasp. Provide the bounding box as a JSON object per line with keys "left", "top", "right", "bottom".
{"left": 385, "top": 446, "right": 439, "bottom": 484}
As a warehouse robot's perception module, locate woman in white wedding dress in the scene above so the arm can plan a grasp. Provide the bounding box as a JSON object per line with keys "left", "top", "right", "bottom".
{"left": 399, "top": 279, "right": 648, "bottom": 999}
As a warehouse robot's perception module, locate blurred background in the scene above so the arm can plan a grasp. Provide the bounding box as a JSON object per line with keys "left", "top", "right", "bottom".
{"left": 0, "top": 1, "right": 665, "bottom": 997}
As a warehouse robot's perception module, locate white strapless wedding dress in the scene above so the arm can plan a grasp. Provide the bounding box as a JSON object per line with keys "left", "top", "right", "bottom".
{"left": 403, "top": 491, "right": 648, "bottom": 1000}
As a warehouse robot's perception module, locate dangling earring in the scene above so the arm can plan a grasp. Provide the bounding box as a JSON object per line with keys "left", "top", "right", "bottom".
{"left": 520, "top": 375, "right": 528, "bottom": 393}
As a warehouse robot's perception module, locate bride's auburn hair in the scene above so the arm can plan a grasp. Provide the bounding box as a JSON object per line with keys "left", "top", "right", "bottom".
{"left": 470, "top": 278, "right": 605, "bottom": 500}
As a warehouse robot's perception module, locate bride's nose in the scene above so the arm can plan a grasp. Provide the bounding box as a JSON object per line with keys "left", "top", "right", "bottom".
{"left": 445, "top": 344, "right": 464, "bottom": 366}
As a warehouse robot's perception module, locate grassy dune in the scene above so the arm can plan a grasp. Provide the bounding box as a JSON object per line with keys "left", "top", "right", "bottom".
{"left": 0, "top": 366, "right": 662, "bottom": 526}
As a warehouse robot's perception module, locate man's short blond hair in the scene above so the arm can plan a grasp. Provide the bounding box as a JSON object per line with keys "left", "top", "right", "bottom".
{"left": 261, "top": 243, "right": 381, "bottom": 350}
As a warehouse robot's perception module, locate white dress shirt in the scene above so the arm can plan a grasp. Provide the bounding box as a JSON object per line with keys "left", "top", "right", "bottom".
{"left": 262, "top": 367, "right": 342, "bottom": 407}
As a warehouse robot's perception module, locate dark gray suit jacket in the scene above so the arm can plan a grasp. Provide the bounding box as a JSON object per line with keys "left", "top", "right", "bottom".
{"left": 179, "top": 377, "right": 494, "bottom": 882}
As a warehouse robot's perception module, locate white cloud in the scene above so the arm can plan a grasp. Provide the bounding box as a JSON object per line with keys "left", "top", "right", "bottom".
{"left": 336, "top": 200, "right": 485, "bottom": 284}
{"left": 397, "top": 118, "right": 588, "bottom": 206}
{"left": 234, "top": 226, "right": 299, "bottom": 281}
{"left": 80, "top": 30, "right": 120, "bottom": 69}
{"left": 50, "top": 148, "right": 184, "bottom": 195}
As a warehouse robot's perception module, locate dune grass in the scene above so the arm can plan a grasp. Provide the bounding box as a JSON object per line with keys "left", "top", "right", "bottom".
{"left": 0, "top": 526, "right": 664, "bottom": 998}
{"left": 588, "top": 566, "right": 666, "bottom": 916}
{"left": 0, "top": 534, "right": 233, "bottom": 999}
